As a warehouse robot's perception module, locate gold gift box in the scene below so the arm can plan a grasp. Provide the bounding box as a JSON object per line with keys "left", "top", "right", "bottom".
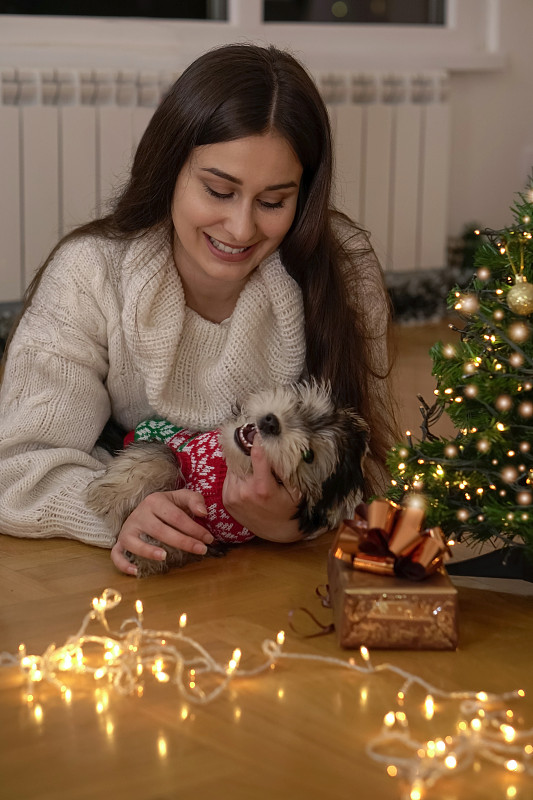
{"left": 327, "top": 548, "right": 458, "bottom": 650}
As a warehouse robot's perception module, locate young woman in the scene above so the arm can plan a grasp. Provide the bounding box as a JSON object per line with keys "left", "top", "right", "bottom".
{"left": 0, "top": 43, "right": 398, "bottom": 575}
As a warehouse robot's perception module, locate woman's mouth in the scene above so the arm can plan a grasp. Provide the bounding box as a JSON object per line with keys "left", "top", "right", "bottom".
{"left": 205, "top": 234, "right": 257, "bottom": 262}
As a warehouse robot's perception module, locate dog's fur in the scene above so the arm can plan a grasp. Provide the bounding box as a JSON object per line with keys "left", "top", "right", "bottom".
{"left": 87, "top": 381, "right": 369, "bottom": 576}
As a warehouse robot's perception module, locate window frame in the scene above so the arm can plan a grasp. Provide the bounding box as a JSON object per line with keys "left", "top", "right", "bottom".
{"left": 0, "top": 0, "right": 505, "bottom": 74}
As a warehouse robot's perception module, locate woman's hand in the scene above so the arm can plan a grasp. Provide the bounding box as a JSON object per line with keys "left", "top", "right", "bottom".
{"left": 222, "top": 437, "right": 303, "bottom": 543}
{"left": 111, "top": 489, "right": 214, "bottom": 575}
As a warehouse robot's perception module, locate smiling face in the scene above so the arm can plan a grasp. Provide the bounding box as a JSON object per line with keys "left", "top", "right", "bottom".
{"left": 171, "top": 133, "right": 303, "bottom": 309}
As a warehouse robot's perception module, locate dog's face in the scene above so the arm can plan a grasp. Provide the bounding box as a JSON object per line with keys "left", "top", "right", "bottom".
{"left": 218, "top": 381, "right": 369, "bottom": 537}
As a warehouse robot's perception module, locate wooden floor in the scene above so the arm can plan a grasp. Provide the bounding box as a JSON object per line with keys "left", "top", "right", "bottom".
{"left": 392, "top": 318, "right": 456, "bottom": 439}
{"left": 1, "top": 322, "right": 532, "bottom": 800}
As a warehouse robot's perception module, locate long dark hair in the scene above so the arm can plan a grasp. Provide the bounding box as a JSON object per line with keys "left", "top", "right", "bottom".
{"left": 3, "top": 43, "right": 398, "bottom": 493}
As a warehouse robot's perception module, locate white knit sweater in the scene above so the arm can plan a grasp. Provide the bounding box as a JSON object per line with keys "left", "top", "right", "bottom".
{"left": 0, "top": 230, "right": 306, "bottom": 547}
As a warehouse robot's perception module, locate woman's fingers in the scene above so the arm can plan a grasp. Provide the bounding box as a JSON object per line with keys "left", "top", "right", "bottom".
{"left": 110, "top": 541, "right": 139, "bottom": 576}
{"left": 112, "top": 489, "right": 214, "bottom": 574}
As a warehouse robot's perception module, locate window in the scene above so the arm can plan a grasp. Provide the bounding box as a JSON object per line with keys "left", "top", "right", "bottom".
{"left": 264, "top": 1, "right": 445, "bottom": 24}
{"left": 0, "top": 0, "right": 504, "bottom": 74}
{"left": 0, "top": 0, "right": 227, "bottom": 18}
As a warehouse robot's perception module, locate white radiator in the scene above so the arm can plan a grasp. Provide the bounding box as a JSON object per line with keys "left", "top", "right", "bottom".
{"left": 0, "top": 68, "right": 450, "bottom": 303}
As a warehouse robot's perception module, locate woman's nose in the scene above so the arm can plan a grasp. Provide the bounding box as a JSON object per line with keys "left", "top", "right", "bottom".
{"left": 223, "top": 202, "right": 257, "bottom": 244}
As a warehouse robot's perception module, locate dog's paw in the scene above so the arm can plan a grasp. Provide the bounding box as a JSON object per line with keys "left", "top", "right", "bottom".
{"left": 127, "top": 537, "right": 206, "bottom": 577}
{"left": 126, "top": 539, "right": 227, "bottom": 577}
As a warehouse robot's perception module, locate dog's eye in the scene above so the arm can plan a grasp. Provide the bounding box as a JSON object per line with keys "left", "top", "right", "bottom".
{"left": 302, "top": 449, "right": 314, "bottom": 464}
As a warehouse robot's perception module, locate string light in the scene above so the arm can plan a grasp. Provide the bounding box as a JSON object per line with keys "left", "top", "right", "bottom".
{"left": 1, "top": 589, "right": 531, "bottom": 797}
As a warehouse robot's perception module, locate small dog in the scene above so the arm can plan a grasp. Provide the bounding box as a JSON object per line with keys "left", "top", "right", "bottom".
{"left": 87, "top": 381, "right": 369, "bottom": 576}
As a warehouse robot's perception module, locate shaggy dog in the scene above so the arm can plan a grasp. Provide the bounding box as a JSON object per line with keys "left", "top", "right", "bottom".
{"left": 87, "top": 381, "right": 369, "bottom": 576}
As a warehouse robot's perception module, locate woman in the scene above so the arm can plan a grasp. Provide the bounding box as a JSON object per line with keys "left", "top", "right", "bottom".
{"left": 0, "top": 44, "right": 398, "bottom": 575}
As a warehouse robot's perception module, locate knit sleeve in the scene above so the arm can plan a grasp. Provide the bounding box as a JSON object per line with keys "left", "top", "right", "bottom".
{"left": 0, "top": 237, "right": 119, "bottom": 548}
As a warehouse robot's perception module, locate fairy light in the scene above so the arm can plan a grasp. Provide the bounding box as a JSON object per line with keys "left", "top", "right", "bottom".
{"left": 227, "top": 648, "right": 241, "bottom": 674}
{"left": 1, "top": 589, "right": 531, "bottom": 797}
{"left": 157, "top": 735, "right": 168, "bottom": 758}
{"left": 501, "top": 725, "right": 516, "bottom": 742}
{"left": 424, "top": 695, "right": 435, "bottom": 720}
{"left": 410, "top": 783, "right": 423, "bottom": 800}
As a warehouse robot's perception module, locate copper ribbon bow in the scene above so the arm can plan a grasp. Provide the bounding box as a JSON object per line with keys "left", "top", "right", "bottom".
{"left": 333, "top": 498, "right": 451, "bottom": 581}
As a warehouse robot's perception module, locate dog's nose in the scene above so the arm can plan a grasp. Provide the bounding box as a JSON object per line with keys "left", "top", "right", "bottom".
{"left": 258, "top": 413, "right": 280, "bottom": 436}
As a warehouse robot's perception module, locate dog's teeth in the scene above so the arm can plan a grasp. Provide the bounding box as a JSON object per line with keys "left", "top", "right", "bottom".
{"left": 235, "top": 423, "right": 257, "bottom": 454}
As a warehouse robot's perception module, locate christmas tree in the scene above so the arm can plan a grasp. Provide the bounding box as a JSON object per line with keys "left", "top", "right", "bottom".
{"left": 387, "top": 180, "right": 533, "bottom": 573}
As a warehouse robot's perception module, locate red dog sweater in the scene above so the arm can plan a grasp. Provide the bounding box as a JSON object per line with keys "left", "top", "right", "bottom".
{"left": 126, "top": 420, "right": 254, "bottom": 545}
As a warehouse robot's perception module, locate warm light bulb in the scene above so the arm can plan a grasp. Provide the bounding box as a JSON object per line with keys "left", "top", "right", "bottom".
{"left": 424, "top": 695, "right": 434, "bottom": 719}
{"left": 500, "top": 724, "right": 516, "bottom": 742}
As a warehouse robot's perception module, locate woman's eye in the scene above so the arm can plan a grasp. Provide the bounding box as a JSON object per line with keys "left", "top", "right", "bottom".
{"left": 259, "top": 199, "right": 284, "bottom": 210}
{"left": 204, "top": 185, "right": 233, "bottom": 200}
{"left": 204, "top": 184, "right": 284, "bottom": 209}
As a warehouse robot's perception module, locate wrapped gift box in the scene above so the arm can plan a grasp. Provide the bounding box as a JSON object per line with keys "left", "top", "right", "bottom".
{"left": 327, "top": 530, "right": 459, "bottom": 651}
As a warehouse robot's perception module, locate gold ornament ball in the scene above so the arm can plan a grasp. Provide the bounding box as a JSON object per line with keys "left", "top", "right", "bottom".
{"left": 506, "top": 276, "right": 533, "bottom": 315}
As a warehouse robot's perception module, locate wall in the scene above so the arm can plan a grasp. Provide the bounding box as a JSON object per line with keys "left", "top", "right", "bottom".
{"left": 448, "top": 0, "right": 533, "bottom": 233}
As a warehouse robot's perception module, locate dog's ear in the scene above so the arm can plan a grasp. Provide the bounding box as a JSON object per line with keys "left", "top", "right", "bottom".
{"left": 297, "top": 410, "right": 369, "bottom": 537}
